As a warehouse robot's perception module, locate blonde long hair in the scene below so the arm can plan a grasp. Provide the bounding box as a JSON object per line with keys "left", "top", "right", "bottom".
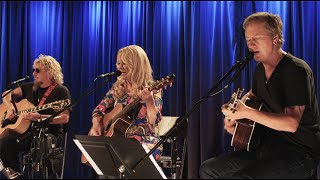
{"left": 112, "top": 45, "right": 154, "bottom": 100}
{"left": 34, "top": 54, "right": 64, "bottom": 85}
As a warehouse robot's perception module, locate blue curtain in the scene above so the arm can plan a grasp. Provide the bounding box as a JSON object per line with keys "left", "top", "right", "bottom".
{"left": 1, "top": 1, "right": 319, "bottom": 179}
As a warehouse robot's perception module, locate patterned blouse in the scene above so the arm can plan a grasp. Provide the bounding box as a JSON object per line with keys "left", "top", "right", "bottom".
{"left": 92, "top": 88, "right": 163, "bottom": 160}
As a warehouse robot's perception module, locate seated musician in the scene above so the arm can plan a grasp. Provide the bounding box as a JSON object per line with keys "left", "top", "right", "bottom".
{"left": 86, "top": 45, "right": 164, "bottom": 165}
{"left": 199, "top": 12, "right": 320, "bottom": 179}
{"left": 0, "top": 54, "right": 71, "bottom": 178}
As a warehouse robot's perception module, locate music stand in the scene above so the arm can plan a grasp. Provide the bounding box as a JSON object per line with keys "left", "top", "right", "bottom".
{"left": 73, "top": 135, "right": 167, "bottom": 179}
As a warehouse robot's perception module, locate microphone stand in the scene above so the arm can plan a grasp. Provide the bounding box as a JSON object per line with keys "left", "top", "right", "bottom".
{"left": 1, "top": 88, "right": 15, "bottom": 99}
{"left": 131, "top": 53, "right": 253, "bottom": 174}
{"left": 1, "top": 82, "right": 23, "bottom": 99}
{"left": 223, "top": 52, "right": 253, "bottom": 89}
{"left": 39, "top": 76, "right": 116, "bottom": 127}
{"left": 29, "top": 77, "right": 116, "bottom": 179}
{"left": 2, "top": 75, "right": 31, "bottom": 99}
{"left": 1, "top": 82, "right": 25, "bottom": 114}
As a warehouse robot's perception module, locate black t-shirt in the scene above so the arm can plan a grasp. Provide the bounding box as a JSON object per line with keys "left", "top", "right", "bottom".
{"left": 252, "top": 53, "right": 320, "bottom": 159}
{"left": 18, "top": 82, "right": 72, "bottom": 135}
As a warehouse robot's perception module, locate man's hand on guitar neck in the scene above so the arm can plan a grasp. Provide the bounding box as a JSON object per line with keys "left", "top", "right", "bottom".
{"left": 221, "top": 100, "right": 253, "bottom": 135}
{"left": 222, "top": 100, "right": 251, "bottom": 121}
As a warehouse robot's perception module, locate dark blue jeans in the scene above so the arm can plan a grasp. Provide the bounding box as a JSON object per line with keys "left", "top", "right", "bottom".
{"left": 199, "top": 142, "right": 318, "bottom": 179}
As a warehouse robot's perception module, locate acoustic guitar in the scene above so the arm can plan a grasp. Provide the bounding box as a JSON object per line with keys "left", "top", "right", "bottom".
{"left": 226, "top": 88, "right": 262, "bottom": 151}
{"left": 81, "top": 74, "right": 176, "bottom": 165}
{"left": 0, "top": 99, "right": 70, "bottom": 139}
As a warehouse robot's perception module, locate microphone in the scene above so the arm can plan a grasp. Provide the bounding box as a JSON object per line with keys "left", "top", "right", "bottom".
{"left": 94, "top": 71, "right": 121, "bottom": 81}
{"left": 10, "top": 76, "right": 30, "bottom": 85}
{"left": 225, "top": 51, "right": 254, "bottom": 87}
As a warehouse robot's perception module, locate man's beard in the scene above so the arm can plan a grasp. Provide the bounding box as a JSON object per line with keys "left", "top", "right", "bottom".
{"left": 33, "top": 80, "right": 42, "bottom": 87}
{"left": 32, "top": 83, "right": 40, "bottom": 92}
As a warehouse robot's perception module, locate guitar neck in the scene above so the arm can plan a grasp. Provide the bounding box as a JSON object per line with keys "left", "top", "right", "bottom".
{"left": 17, "top": 103, "right": 52, "bottom": 116}
{"left": 112, "top": 98, "right": 141, "bottom": 122}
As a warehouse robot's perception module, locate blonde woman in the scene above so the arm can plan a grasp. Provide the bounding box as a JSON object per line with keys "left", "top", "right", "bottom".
{"left": 88, "top": 45, "right": 163, "bottom": 161}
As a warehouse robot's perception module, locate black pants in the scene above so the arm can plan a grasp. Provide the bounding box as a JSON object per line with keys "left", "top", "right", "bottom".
{"left": 0, "top": 132, "right": 33, "bottom": 173}
{"left": 0, "top": 131, "right": 63, "bottom": 179}
{"left": 199, "top": 141, "right": 318, "bottom": 179}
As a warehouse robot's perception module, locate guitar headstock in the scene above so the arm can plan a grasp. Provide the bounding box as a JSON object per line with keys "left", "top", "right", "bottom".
{"left": 226, "top": 88, "right": 244, "bottom": 111}
{"left": 149, "top": 74, "right": 176, "bottom": 91}
{"left": 51, "top": 99, "right": 71, "bottom": 111}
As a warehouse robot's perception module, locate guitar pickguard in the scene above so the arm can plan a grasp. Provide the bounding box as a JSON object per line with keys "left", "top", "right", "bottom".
{"left": 1, "top": 116, "right": 18, "bottom": 128}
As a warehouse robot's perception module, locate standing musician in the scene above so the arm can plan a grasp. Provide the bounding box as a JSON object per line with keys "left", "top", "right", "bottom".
{"left": 0, "top": 54, "right": 71, "bottom": 178}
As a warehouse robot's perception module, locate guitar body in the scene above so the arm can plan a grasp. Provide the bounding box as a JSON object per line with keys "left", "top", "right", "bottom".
{"left": 231, "top": 119, "right": 256, "bottom": 151}
{"left": 0, "top": 99, "right": 70, "bottom": 140}
{"left": 104, "top": 117, "right": 132, "bottom": 137}
{"left": 81, "top": 104, "right": 133, "bottom": 165}
{"left": 81, "top": 74, "right": 175, "bottom": 166}
{"left": 0, "top": 99, "right": 34, "bottom": 139}
{"left": 231, "top": 97, "right": 262, "bottom": 151}
{"left": 104, "top": 104, "right": 133, "bottom": 137}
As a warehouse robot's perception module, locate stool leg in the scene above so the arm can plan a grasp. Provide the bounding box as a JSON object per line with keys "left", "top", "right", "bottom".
{"left": 171, "top": 136, "right": 178, "bottom": 179}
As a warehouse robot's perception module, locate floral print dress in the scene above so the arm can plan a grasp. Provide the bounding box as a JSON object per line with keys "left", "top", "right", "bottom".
{"left": 92, "top": 88, "right": 163, "bottom": 160}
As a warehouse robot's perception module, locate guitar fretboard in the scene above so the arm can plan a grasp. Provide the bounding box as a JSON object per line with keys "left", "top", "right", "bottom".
{"left": 112, "top": 98, "right": 141, "bottom": 121}
{"left": 109, "top": 74, "right": 175, "bottom": 124}
{"left": 17, "top": 104, "right": 52, "bottom": 116}
{"left": 226, "top": 88, "right": 244, "bottom": 110}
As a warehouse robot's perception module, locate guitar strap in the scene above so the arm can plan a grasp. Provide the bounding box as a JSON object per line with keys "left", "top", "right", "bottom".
{"left": 26, "top": 83, "right": 58, "bottom": 132}
{"left": 38, "top": 83, "right": 58, "bottom": 106}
